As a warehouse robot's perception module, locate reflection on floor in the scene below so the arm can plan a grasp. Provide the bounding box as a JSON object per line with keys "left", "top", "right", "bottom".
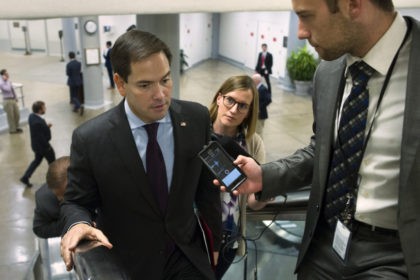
{"left": 0, "top": 51, "right": 312, "bottom": 279}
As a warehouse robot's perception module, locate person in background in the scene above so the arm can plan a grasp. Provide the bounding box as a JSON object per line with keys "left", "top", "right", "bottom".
{"left": 255, "top": 43, "right": 273, "bottom": 94}
{"left": 33, "top": 156, "right": 70, "bottom": 239}
{"left": 208, "top": 75, "right": 270, "bottom": 279}
{"left": 103, "top": 41, "right": 115, "bottom": 89}
{"left": 218, "top": 0, "right": 420, "bottom": 279}
{"left": 252, "top": 73, "right": 271, "bottom": 136}
{"left": 60, "top": 30, "right": 221, "bottom": 280}
{"left": 20, "top": 101, "right": 55, "bottom": 188}
{"left": 0, "top": 69, "right": 22, "bottom": 134}
{"left": 66, "top": 51, "right": 82, "bottom": 114}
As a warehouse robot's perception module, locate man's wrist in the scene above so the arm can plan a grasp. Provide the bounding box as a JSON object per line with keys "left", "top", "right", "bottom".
{"left": 67, "top": 221, "right": 92, "bottom": 232}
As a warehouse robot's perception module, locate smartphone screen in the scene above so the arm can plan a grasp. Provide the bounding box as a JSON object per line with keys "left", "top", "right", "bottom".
{"left": 199, "top": 141, "right": 247, "bottom": 192}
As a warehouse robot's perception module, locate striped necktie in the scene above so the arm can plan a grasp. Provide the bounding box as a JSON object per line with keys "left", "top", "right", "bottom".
{"left": 324, "top": 61, "right": 375, "bottom": 230}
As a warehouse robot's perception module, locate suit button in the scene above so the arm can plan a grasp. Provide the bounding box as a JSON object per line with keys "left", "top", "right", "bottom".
{"left": 316, "top": 204, "right": 320, "bottom": 211}
{"left": 309, "top": 230, "right": 313, "bottom": 237}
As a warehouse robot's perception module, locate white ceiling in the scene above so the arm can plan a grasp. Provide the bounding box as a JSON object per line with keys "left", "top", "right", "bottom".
{"left": 1, "top": 0, "right": 419, "bottom": 20}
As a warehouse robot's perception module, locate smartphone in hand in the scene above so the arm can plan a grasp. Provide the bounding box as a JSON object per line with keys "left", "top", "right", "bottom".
{"left": 198, "top": 141, "right": 247, "bottom": 192}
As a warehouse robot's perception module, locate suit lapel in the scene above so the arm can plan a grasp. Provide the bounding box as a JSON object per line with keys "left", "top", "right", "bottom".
{"left": 400, "top": 17, "right": 420, "bottom": 189}
{"left": 316, "top": 58, "right": 347, "bottom": 192}
{"left": 167, "top": 101, "right": 188, "bottom": 198}
{"left": 107, "top": 101, "right": 161, "bottom": 215}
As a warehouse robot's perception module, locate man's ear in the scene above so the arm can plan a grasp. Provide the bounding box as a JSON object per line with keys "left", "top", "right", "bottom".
{"left": 114, "top": 74, "right": 126, "bottom": 97}
{"left": 346, "top": 0, "right": 363, "bottom": 18}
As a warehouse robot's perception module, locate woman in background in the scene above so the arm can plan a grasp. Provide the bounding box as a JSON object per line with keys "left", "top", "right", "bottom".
{"left": 209, "top": 75, "right": 269, "bottom": 279}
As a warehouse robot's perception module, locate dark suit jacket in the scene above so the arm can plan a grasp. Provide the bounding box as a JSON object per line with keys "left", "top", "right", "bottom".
{"left": 257, "top": 83, "right": 271, "bottom": 120}
{"left": 61, "top": 99, "right": 222, "bottom": 279}
{"left": 28, "top": 113, "right": 52, "bottom": 154}
{"left": 258, "top": 17, "right": 420, "bottom": 279}
{"left": 33, "top": 184, "right": 62, "bottom": 238}
{"left": 255, "top": 52, "right": 273, "bottom": 75}
{"left": 66, "top": 59, "right": 82, "bottom": 87}
{"left": 103, "top": 48, "right": 112, "bottom": 69}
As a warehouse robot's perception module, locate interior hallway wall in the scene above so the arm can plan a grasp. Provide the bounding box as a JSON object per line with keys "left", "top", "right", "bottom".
{"left": 0, "top": 9, "right": 419, "bottom": 84}
{"left": 180, "top": 13, "right": 213, "bottom": 69}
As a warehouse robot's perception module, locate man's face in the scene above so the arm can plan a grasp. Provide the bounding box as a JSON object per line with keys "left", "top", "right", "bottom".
{"left": 262, "top": 45, "right": 267, "bottom": 52}
{"left": 1, "top": 71, "right": 9, "bottom": 80}
{"left": 40, "top": 105, "right": 46, "bottom": 115}
{"left": 292, "top": 0, "right": 357, "bottom": 61}
{"left": 115, "top": 51, "right": 173, "bottom": 123}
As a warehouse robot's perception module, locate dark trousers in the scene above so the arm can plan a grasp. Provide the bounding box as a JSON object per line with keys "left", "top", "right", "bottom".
{"left": 162, "top": 248, "right": 209, "bottom": 280}
{"left": 22, "top": 147, "right": 55, "bottom": 179}
{"left": 298, "top": 220, "right": 407, "bottom": 280}
{"left": 105, "top": 65, "right": 115, "bottom": 88}
{"left": 258, "top": 70, "right": 271, "bottom": 93}
{"left": 215, "top": 247, "right": 236, "bottom": 279}
{"left": 69, "top": 85, "right": 81, "bottom": 110}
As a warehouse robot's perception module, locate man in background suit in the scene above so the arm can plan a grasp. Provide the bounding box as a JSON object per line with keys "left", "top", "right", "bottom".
{"left": 20, "top": 101, "right": 55, "bottom": 188}
{"left": 103, "top": 41, "right": 115, "bottom": 89}
{"left": 255, "top": 43, "right": 273, "bottom": 93}
{"left": 33, "top": 156, "right": 70, "bottom": 239}
{"left": 252, "top": 73, "right": 271, "bottom": 136}
{"left": 60, "top": 30, "right": 221, "bottom": 279}
{"left": 66, "top": 51, "right": 82, "bottom": 114}
{"left": 220, "top": 0, "right": 420, "bottom": 278}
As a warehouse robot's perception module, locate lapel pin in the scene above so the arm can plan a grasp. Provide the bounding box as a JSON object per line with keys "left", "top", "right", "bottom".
{"left": 180, "top": 122, "right": 187, "bottom": 127}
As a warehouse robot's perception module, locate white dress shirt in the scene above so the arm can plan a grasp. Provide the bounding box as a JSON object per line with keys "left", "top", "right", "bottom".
{"left": 338, "top": 14, "right": 410, "bottom": 229}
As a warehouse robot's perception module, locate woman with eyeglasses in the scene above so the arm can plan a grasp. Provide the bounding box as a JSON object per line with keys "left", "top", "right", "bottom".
{"left": 208, "top": 75, "right": 269, "bottom": 279}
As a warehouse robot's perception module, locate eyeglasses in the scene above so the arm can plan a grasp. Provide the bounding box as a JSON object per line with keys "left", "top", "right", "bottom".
{"left": 222, "top": 95, "right": 250, "bottom": 113}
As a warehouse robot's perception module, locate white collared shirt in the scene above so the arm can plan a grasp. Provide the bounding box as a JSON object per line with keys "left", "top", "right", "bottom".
{"left": 338, "top": 13, "right": 410, "bottom": 229}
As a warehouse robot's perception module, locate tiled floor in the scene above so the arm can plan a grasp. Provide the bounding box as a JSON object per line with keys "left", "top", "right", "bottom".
{"left": 0, "top": 51, "right": 312, "bottom": 279}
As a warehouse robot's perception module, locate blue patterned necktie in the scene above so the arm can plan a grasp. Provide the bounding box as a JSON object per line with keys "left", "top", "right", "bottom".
{"left": 324, "top": 61, "right": 375, "bottom": 230}
{"left": 144, "top": 123, "right": 168, "bottom": 213}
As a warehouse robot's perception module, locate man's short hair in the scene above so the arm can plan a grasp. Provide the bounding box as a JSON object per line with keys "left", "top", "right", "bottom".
{"left": 110, "top": 30, "right": 172, "bottom": 82}
{"left": 324, "top": 0, "right": 393, "bottom": 13}
{"left": 32, "top": 101, "right": 45, "bottom": 114}
{"left": 46, "top": 156, "right": 70, "bottom": 190}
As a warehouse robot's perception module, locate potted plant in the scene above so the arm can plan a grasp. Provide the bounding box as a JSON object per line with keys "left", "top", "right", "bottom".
{"left": 180, "top": 49, "right": 189, "bottom": 74}
{"left": 286, "top": 46, "right": 318, "bottom": 95}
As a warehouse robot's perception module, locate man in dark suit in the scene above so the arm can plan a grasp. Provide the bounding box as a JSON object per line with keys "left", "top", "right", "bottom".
{"left": 103, "top": 41, "right": 115, "bottom": 89}
{"left": 221, "top": 0, "right": 420, "bottom": 279}
{"left": 33, "top": 156, "right": 70, "bottom": 239}
{"left": 20, "top": 101, "right": 55, "bottom": 188}
{"left": 255, "top": 43, "right": 273, "bottom": 93}
{"left": 66, "top": 51, "right": 82, "bottom": 114}
{"left": 60, "top": 30, "right": 221, "bottom": 279}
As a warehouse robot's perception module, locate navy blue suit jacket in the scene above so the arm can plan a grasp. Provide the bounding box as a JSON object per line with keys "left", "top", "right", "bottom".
{"left": 257, "top": 83, "right": 271, "bottom": 120}
{"left": 66, "top": 59, "right": 82, "bottom": 87}
{"left": 33, "top": 184, "right": 62, "bottom": 238}
{"left": 28, "top": 113, "right": 52, "bottom": 154}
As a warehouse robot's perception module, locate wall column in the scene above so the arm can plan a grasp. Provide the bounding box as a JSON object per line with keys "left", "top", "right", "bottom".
{"left": 78, "top": 16, "right": 105, "bottom": 108}
{"left": 61, "top": 18, "right": 78, "bottom": 59}
{"left": 136, "top": 14, "right": 180, "bottom": 99}
{"left": 280, "top": 12, "right": 305, "bottom": 91}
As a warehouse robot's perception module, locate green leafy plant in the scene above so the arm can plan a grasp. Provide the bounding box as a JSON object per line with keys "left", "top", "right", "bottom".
{"left": 286, "top": 46, "right": 318, "bottom": 81}
{"left": 180, "top": 49, "right": 189, "bottom": 74}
